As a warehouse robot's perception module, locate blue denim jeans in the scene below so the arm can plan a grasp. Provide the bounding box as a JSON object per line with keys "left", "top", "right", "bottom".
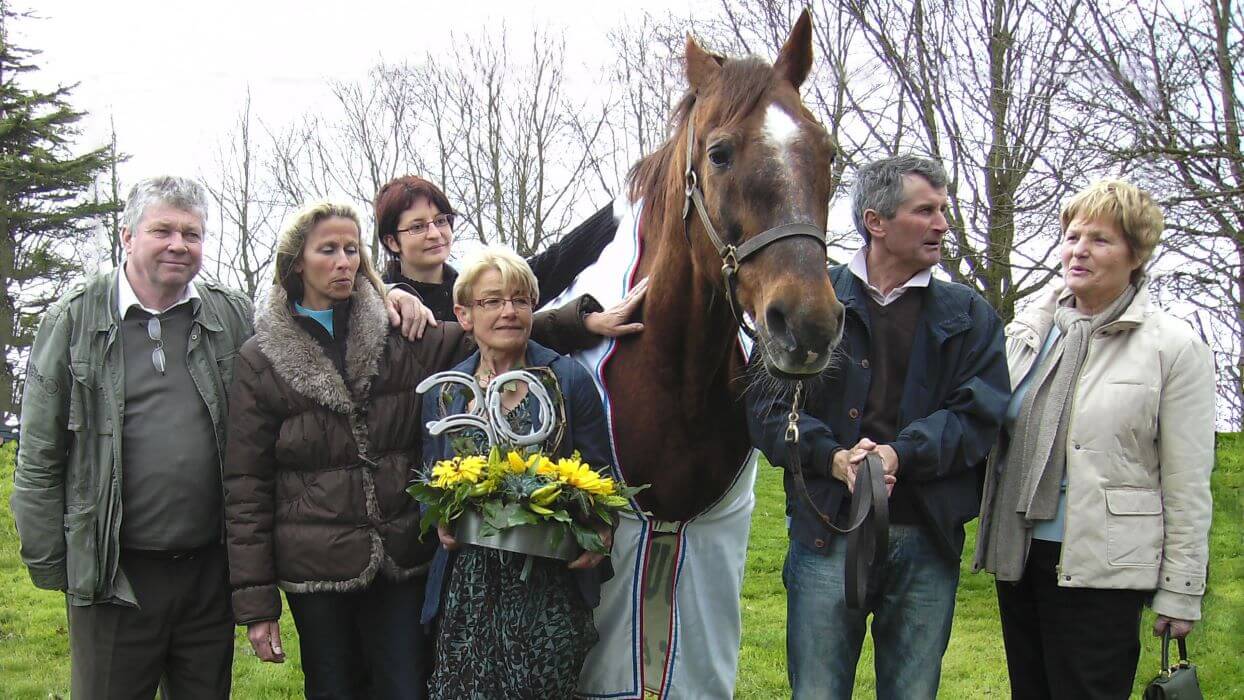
{"left": 784, "top": 525, "right": 960, "bottom": 700}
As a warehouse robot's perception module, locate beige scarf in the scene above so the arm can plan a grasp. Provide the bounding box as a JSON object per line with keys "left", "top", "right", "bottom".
{"left": 980, "top": 284, "right": 1137, "bottom": 581}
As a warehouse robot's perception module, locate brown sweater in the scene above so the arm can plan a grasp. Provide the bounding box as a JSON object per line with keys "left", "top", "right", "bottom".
{"left": 861, "top": 291, "right": 923, "bottom": 525}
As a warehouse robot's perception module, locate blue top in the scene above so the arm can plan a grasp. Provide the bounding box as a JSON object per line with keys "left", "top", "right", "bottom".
{"left": 293, "top": 301, "right": 334, "bottom": 337}
{"left": 1005, "top": 326, "right": 1067, "bottom": 542}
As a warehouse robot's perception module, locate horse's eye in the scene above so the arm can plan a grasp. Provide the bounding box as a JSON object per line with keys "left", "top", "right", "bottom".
{"left": 707, "top": 142, "right": 733, "bottom": 169}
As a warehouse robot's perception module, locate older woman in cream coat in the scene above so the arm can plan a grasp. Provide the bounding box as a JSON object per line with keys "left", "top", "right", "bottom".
{"left": 976, "top": 179, "right": 1215, "bottom": 699}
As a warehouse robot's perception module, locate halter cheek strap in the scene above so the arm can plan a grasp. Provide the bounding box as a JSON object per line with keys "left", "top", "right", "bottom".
{"left": 681, "top": 112, "right": 828, "bottom": 338}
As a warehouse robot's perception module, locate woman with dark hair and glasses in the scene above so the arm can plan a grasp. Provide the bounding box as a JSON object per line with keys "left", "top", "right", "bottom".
{"left": 376, "top": 175, "right": 644, "bottom": 329}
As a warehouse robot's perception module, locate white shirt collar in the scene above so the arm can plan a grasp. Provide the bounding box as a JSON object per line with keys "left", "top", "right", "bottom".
{"left": 117, "top": 264, "right": 199, "bottom": 317}
{"left": 847, "top": 246, "right": 932, "bottom": 307}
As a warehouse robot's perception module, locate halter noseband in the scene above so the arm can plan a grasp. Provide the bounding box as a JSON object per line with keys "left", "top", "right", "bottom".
{"left": 680, "top": 110, "right": 828, "bottom": 339}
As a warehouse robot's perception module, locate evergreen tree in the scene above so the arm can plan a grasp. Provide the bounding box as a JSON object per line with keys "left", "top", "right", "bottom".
{"left": 0, "top": 1, "right": 120, "bottom": 417}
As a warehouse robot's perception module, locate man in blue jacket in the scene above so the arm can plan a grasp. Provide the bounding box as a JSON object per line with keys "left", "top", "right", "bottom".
{"left": 748, "top": 155, "right": 1009, "bottom": 699}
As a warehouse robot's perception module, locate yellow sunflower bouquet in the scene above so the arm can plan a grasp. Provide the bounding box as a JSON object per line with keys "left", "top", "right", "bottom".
{"left": 408, "top": 446, "right": 646, "bottom": 555}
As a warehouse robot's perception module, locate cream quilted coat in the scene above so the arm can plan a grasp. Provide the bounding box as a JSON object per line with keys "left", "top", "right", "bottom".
{"left": 978, "top": 282, "right": 1216, "bottom": 620}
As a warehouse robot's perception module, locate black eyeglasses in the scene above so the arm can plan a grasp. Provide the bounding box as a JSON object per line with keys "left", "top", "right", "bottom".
{"left": 395, "top": 214, "right": 454, "bottom": 237}
{"left": 147, "top": 317, "right": 166, "bottom": 375}
{"left": 471, "top": 296, "right": 534, "bottom": 312}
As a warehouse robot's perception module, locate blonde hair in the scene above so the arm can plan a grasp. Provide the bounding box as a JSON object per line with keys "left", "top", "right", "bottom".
{"left": 1060, "top": 179, "right": 1164, "bottom": 281}
{"left": 274, "top": 202, "right": 387, "bottom": 301}
{"left": 453, "top": 245, "right": 540, "bottom": 306}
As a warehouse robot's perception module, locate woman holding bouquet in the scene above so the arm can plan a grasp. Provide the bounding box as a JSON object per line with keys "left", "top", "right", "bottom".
{"left": 420, "top": 246, "right": 615, "bottom": 699}
{"left": 221, "top": 204, "right": 616, "bottom": 699}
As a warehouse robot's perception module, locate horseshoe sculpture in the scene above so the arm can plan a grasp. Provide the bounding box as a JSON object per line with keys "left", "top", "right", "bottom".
{"left": 416, "top": 369, "right": 555, "bottom": 449}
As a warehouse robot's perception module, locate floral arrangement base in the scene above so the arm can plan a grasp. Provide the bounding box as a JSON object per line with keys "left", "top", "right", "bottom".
{"left": 454, "top": 507, "right": 579, "bottom": 561}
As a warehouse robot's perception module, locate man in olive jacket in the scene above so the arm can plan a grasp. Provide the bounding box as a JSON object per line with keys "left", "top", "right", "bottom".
{"left": 10, "top": 176, "right": 253, "bottom": 698}
{"left": 9, "top": 175, "right": 439, "bottom": 698}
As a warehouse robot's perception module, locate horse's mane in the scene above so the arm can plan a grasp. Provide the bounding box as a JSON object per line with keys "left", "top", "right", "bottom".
{"left": 626, "top": 56, "right": 778, "bottom": 218}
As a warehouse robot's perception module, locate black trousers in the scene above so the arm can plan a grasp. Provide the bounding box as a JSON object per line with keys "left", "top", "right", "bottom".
{"left": 67, "top": 544, "right": 233, "bottom": 700}
{"left": 286, "top": 574, "right": 429, "bottom": 700}
{"left": 996, "top": 539, "right": 1147, "bottom": 700}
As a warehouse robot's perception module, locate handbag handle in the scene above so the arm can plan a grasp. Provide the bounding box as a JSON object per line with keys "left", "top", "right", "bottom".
{"left": 1160, "top": 630, "right": 1191, "bottom": 676}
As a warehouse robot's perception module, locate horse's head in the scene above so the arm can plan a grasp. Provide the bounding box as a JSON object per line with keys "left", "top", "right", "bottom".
{"left": 678, "top": 10, "right": 844, "bottom": 377}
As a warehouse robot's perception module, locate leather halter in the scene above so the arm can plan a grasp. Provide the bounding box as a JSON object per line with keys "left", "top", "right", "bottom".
{"left": 681, "top": 108, "right": 886, "bottom": 610}
{"left": 680, "top": 112, "right": 827, "bottom": 338}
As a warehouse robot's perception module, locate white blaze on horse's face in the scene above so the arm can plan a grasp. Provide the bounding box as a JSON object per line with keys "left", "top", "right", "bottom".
{"left": 763, "top": 103, "right": 804, "bottom": 216}
{"left": 763, "top": 103, "right": 801, "bottom": 163}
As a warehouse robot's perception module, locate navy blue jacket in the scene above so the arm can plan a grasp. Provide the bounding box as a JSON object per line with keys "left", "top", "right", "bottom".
{"left": 748, "top": 265, "right": 1009, "bottom": 561}
{"left": 420, "top": 341, "right": 615, "bottom": 624}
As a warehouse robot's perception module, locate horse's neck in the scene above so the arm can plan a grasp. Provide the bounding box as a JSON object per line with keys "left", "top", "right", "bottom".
{"left": 637, "top": 206, "right": 744, "bottom": 407}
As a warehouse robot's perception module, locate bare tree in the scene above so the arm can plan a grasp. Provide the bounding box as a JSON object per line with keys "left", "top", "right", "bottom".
{"left": 712, "top": 0, "right": 1096, "bottom": 320}
{"left": 202, "top": 92, "right": 284, "bottom": 301}
{"left": 413, "top": 26, "right": 613, "bottom": 255}
{"left": 583, "top": 13, "right": 686, "bottom": 195}
{"left": 97, "top": 117, "right": 125, "bottom": 268}
{"left": 267, "top": 63, "right": 428, "bottom": 261}
{"left": 1056, "top": 0, "right": 1244, "bottom": 425}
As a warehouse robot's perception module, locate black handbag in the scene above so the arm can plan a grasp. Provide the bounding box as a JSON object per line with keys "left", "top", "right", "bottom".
{"left": 1143, "top": 631, "right": 1203, "bottom": 700}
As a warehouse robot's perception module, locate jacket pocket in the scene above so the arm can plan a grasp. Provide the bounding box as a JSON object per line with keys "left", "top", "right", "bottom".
{"left": 67, "top": 361, "right": 94, "bottom": 432}
{"left": 1104, "top": 487, "right": 1163, "bottom": 566}
{"left": 63, "top": 509, "right": 99, "bottom": 599}
{"left": 215, "top": 350, "right": 239, "bottom": 398}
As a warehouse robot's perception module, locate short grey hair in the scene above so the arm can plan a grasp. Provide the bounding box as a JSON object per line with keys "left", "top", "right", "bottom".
{"left": 851, "top": 155, "right": 948, "bottom": 243}
{"left": 122, "top": 175, "right": 210, "bottom": 233}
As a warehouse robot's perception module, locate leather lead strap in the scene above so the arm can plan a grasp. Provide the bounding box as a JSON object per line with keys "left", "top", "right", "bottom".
{"left": 786, "top": 383, "right": 889, "bottom": 611}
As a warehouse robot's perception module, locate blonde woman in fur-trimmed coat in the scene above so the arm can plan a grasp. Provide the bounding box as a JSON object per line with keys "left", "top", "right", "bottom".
{"left": 222, "top": 202, "right": 606, "bottom": 699}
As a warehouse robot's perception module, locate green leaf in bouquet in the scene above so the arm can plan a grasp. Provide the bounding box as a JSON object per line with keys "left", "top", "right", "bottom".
{"left": 507, "top": 507, "right": 540, "bottom": 527}
{"left": 485, "top": 501, "right": 522, "bottom": 531}
{"left": 618, "top": 482, "right": 650, "bottom": 497}
{"left": 548, "top": 522, "right": 569, "bottom": 550}
{"left": 599, "top": 494, "right": 632, "bottom": 509}
{"left": 550, "top": 509, "right": 573, "bottom": 524}
{"left": 418, "top": 507, "right": 439, "bottom": 535}
{"left": 571, "top": 522, "right": 607, "bottom": 554}
{"left": 593, "top": 502, "right": 613, "bottom": 525}
{"left": 445, "top": 502, "right": 464, "bottom": 522}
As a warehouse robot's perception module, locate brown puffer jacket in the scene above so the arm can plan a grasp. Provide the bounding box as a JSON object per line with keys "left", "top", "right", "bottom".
{"left": 223, "top": 281, "right": 598, "bottom": 624}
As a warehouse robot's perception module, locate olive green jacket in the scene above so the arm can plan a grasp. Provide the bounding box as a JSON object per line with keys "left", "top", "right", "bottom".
{"left": 10, "top": 270, "right": 254, "bottom": 606}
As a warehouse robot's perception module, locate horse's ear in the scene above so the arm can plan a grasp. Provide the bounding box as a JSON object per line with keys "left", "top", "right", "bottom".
{"left": 686, "top": 34, "right": 723, "bottom": 93}
{"left": 774, "top": 8, "right": 814, "bottom": 89}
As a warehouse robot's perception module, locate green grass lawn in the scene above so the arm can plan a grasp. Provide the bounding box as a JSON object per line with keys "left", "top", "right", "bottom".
{"left": 2, "top": 435, "right": 1241, "bottom": 698}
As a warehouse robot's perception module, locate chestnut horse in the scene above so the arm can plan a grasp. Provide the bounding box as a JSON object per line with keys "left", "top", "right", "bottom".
{"left": 557, "top": 11, "right": 844, "bottom": 698}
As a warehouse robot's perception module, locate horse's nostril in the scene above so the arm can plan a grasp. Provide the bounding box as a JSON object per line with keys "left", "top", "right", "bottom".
{"left": 765, "top": 303, "right": 797, "bottom": 353}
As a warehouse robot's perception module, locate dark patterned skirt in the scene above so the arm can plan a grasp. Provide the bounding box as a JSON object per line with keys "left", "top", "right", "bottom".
{"left": 429, "top": 546, "right": 598, "bottom": 699}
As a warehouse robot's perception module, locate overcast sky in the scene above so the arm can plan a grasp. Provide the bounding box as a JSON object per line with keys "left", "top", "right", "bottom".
{"left": 17, "top": 0, "right": 706, "bottom": 190}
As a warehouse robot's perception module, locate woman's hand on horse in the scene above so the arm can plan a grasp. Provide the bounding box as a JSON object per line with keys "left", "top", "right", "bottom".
{"left": 568, "top": 523, "right": 613, "bottom": 570}
{"left": 246, "top": 620, "right": 285, "bottom": 663}
{"left": 437, "top": 522, "right": 460, "bottom": 551}
{"left": 386, "top": 286, "right": 437, "bottom": 340}
{"left": 585, "top": 277, "right": 648, "bottom": 337}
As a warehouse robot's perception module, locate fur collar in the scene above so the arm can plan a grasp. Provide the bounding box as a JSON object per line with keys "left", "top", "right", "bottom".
{"left": 254, "top": 280, "right": 389, "bottom": 413}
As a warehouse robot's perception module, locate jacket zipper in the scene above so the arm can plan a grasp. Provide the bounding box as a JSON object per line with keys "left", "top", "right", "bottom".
{"left": 1054, "top": 327, "right": 1110, "bottom": 585}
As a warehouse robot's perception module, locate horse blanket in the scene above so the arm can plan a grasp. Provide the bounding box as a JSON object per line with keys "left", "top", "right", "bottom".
{"left": 547, "top": 196, "right": 758, "bottom": 699}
